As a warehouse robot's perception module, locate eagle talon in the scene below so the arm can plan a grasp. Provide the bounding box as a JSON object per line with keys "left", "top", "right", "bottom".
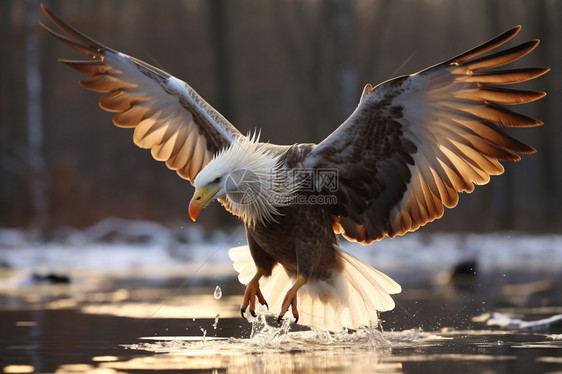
{"left": 276, "top": 313, "right": 298, "bottom": 324}
{"left": 241, "top": 306, "right": 258, "bottom": 319}
{"left": 277, "top": 275, "right": 306, "bottom": 325}
{"left": 240, "top": 269, "right": 268, "bottom": 321}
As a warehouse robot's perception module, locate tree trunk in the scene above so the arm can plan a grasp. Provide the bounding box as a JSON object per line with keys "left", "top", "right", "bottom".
{"left": 209, "top": 0, "right": 235, "bottom": 122}
{"left": 325, "top": 0, "right": 357, "bottom": 123}
{"left": 25, "top": 0, "right": 48, "bottom": 229}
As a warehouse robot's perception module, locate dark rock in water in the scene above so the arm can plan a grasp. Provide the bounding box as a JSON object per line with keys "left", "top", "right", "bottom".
{"left": 440, "top": 260, "right": 478, "bottom": 291}
{"left": 451, "top": 260, "right": 477, "bottom": 278}
{"left": 449, "top": 260, "right": 476, "bottom": 291}
{"left": 32, "top": 273, "right": 71, "bottom": 284}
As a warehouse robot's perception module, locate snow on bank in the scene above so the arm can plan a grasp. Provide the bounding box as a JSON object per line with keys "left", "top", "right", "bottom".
{"left": 342, "top": 231, "right": 562, "bottom": 275}
{"left": 0, "top": 218, "right": 245, "bottom": 279}
{"left": 477, "top": 312, "right": 562, "bottom": 331}
{"left": 1, "top": 217, "right": 561, "bottom": 279}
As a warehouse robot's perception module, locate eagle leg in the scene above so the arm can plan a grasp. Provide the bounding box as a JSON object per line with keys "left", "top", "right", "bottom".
{"left": 277, "top": 275, "right": 307, "bottom": 324}
{"left": 241, "top": 268, "right": 269, "bottom": 319}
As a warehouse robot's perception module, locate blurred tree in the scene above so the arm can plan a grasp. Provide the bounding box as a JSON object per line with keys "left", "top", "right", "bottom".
{"left": 324, "top": 0, "right": 357, "bottom": 120}
{"left": 536, "top": 0, "right": 559, "bottom": 227}
{"left": 25, "top": 0, "right": 48, "bottom": 230}
{"left": 209, "top": 0, "right": 235, "bottom": 122}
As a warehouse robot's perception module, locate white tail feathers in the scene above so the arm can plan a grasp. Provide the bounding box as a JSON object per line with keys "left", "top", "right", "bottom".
{"left": 228, "top": 244, "right": 401, "bottom": 331}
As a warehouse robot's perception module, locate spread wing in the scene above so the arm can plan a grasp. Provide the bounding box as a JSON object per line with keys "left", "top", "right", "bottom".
{"left": 40, "top": 5, "right": 243, "bottom": 184}
{"left": 304, "top": 26, "right": 549, "bottom": 244}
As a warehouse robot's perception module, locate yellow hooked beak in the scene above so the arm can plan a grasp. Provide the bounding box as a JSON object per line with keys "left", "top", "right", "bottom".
{"left": 189, "top": 184, "right": 221, "bottom": 221}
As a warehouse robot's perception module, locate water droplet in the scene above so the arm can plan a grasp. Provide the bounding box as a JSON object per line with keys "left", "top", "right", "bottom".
{"left": 214, "top": 285, "right": 222, "bottom": 300}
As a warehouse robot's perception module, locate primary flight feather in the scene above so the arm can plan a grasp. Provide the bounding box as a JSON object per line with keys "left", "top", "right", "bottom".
{"left": 41, "top": 4, "right": 548, "bottom": 330}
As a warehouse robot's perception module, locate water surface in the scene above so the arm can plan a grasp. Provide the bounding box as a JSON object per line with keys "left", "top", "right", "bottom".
{"left": 2, "top": 268, "right": 561, "bottom": 373}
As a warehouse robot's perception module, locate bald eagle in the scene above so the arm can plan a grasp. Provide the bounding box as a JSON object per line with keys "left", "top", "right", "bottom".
{"left": 41, "top": 5, "right": 548, "bottom": 331}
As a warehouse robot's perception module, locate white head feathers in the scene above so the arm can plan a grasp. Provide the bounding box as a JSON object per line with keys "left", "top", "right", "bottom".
{"left": 194, "top": 134, "right": 297, "bottom": 227}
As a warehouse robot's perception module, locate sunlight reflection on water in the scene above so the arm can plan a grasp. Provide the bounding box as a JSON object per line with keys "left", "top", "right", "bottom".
{"left": 113, "top": 327, "right": 525, "bottom": 374}
{"left": 99, "top": 351, "right": 405, "bottom": 373}
{"left": 122, "top": 332, "right": 398, "bottom": 373}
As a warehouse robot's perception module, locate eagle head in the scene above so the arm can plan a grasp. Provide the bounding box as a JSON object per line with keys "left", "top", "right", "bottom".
{"left": 189, "top": 136, "right": 296, "bottom": 227}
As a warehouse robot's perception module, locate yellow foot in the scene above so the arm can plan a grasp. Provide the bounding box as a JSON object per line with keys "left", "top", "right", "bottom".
{"left": 277, "top": 275, "right": 307, "bottom": 324}
{"left": 241, "top": 269, "right": 268, "bottom": 319}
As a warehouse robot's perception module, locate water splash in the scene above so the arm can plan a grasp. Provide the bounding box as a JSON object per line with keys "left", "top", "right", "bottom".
{"left": 248, "top": 307, "right": 293, "bottom": 342}
{"left": 213, "top": 314, "right": 220, "bottom": 331}
{"left": 214, "top": 286, "right": 222, "bottom": 300}
{"left": 200, "top": 327, "right": 207, "bottom": 343}
{"left": 130, "top": 308, "right": 399, "bottom": 355}
{"left": 131, "top": 325, "right": 395, "bottom": 357}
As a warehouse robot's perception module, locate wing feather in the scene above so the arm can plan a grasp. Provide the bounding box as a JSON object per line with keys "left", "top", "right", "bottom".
{"left": 41, "top": 5, "right": 243, "bottom": 184}
{"left": 456, "top": 68, "right": 549, "bottom": 85}
{"left": 455, "top": 87, "right": 545, "bottom": 105}
{"left": 306, "top": 26, "right": 548, "bottom": 243}
{"left": 63, "top": 60, "right": 111, "bottom": 76}
{"left": 99, "top": 90, "right": 149, "bottom": 112}
{"left": 168, "top": 130, "right": 197, "bottom": 173}
{"left": 463, "top": 39, "right": 539, "bottom": 70}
